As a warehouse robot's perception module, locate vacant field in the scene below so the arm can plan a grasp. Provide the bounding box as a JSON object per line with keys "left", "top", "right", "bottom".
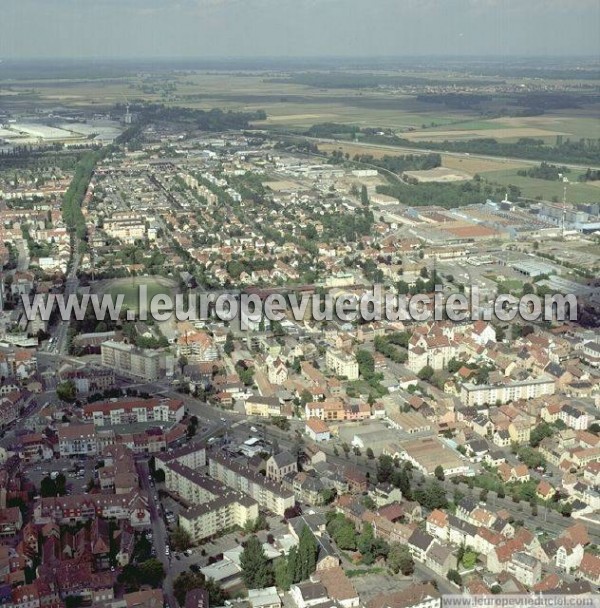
{"left": 481, "top": 168, "right": 600, "bottom": 204}
{"left": 318, "top": 142, "right": 535, "bottom": 178}
{"left": 264, "top": 180, "right": 305, "bottom": 191}
{"left": 404, "top": 167, "right": 471, "bottom": 182}
{"left": 441, "top": 155, "right": 529, "bottom": 174}
{"left": 255, "top": 102, "right": 460, "bottom": 131}
{"left": 575, "top": 243, "right": 600, "bottom": 257}
{"left": 490, "top": 115, "right": 600, "bottom": 140}
{"left": 92, "top": 276, "right": 178, "bottom": 312}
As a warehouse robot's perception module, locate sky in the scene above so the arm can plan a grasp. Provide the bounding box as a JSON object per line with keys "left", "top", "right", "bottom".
{"left": 2, "top": 0, "right": 599, "bottom": 59}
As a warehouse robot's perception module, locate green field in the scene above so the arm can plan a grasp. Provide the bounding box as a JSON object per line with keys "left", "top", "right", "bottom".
{"left": 94, "top": 277, "right": 178, "bottom": 312}
{"left": 481, "top": 168, "right": 600, "bottom": 204}
{"left": 485, "top": 276, "right": 524, "bottom": 294}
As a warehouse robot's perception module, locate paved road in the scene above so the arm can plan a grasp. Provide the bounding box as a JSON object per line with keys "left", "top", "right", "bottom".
{"left": 0, "top": 393, "right": 47, "bottom": 449}
{"left": 15, "top": 238, "right": 30, "bottom": 272}
{"left": 52, "top": 240, "right": 81, "bottom": 356}
{"left": 137, "top": 459, "right": 178, "bottom": 608}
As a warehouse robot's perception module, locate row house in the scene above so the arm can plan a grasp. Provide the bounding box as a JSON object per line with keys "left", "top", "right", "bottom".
{"left": 82, "top": 397, "right": 184, "bottom": 426}
{"left": 33, "top": 491, "right": 150, "bottom": 528}
{"left": 245, "top": 396, "right": 282, "bottom": 418}
{"left": 579, "top": 553, "right": 600, "bottom": 586}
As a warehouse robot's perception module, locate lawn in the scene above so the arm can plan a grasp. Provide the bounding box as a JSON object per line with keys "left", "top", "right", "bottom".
{"left": 485, "top": 275, "right": 524, "bottom": 294}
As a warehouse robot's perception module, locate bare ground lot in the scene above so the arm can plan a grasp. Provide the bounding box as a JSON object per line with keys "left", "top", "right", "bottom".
{"left": 403, "top": 166, "right": 472, "bottom": 182}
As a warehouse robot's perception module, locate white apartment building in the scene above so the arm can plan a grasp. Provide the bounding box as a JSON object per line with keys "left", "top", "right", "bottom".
{"left": 559, "top": 405, "right": 589, "bottom": 430}
{"left": 155, "top": 445, "right": 257, "bottom": 543}
{"left": 582, "top": 341, "right": 600, "bottom": 367}
{"left": 325, "top": 349, "right": 359, "bottom": 380}
{"left": 83, "top": 397, "right": 184, "bottom": 426}
{"left": 507, "top": 552, "right": 542, "bottom": 587}
{"left": 179, "top": 494, "right": 258, "bottom": 544}
{"left": 408, "top": 333, "right": 458, "bottom": 373}
{"left": 176, "top": 331, "right": 218, "bottom": 363}
{"left": 460, "top": 376, "right": 555, "bottom": 406}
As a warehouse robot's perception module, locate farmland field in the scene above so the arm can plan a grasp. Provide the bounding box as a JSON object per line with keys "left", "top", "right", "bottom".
{"left": 3, "top": 69, "right": 599, "bottom": 159}
{"left": 407, "top": 114, "right": 600, "bottom": 144}
{"left": 479, "top": 168, "right": 600, "bottom": 204}
{"left": 318, "top": 141, "right": 531, "bottom": 174}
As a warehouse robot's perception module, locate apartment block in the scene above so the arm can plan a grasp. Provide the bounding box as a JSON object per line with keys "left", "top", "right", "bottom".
{"left": 559, "top": 405, "right": 589, "bottom": 430}
{"left": 460, "top": 376, "right": 555, "bottom": 406}
{"left": 176, "top": 331, "right": 218, "bottom": 363}
{"left": 325, "top": 350, "right": 359, "bottom": 380}
{"left": 179, "top": 494, "right": 258, "bottom": 544}
{"left": 209, "top": 453, "right": 295, "bottom": 516}
{"left": 156, "top": 445, "right": 257, "bottom": 543}
{"left": 101, "top": 341, "right": 162, "bottom": 381}
{"left": 57, "top": 423, "right": 98, "bottom": 457}
{"left": 83, "top": 397, "right": 184, "bottom": 427}
{"left": 103, "top": 217, "right": 146, "bottom": 244}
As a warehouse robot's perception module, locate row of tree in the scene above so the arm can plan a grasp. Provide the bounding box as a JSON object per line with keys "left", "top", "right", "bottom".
{"left": 241, "top": 526, "right": 318, "bottom": 590}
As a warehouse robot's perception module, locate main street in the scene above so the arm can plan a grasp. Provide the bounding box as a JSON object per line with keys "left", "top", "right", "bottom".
{"left": 137, "top": 458, "right": 177, "bottom": 608}
{"left": 51, "top": 241, "right": 81, "bottom": 356}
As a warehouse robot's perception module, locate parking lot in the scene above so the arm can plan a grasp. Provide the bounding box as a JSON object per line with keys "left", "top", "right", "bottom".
{"left": 25, "top": 457, "right": 97, "bottom": 495}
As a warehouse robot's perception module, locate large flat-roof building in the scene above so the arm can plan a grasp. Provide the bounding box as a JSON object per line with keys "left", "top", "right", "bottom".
{"left": 325, "top": 350, "right": 359, "bottom": 380}
{"left": 101, "top": 340, "right": 162, "bottom": 381}
{"left": 387, "top": 437, "right": 471, "bottom": 478}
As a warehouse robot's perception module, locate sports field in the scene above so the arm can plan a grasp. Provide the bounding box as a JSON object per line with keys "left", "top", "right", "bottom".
{"left": 92, "top": 276, "right": 179, "bottom": 312}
